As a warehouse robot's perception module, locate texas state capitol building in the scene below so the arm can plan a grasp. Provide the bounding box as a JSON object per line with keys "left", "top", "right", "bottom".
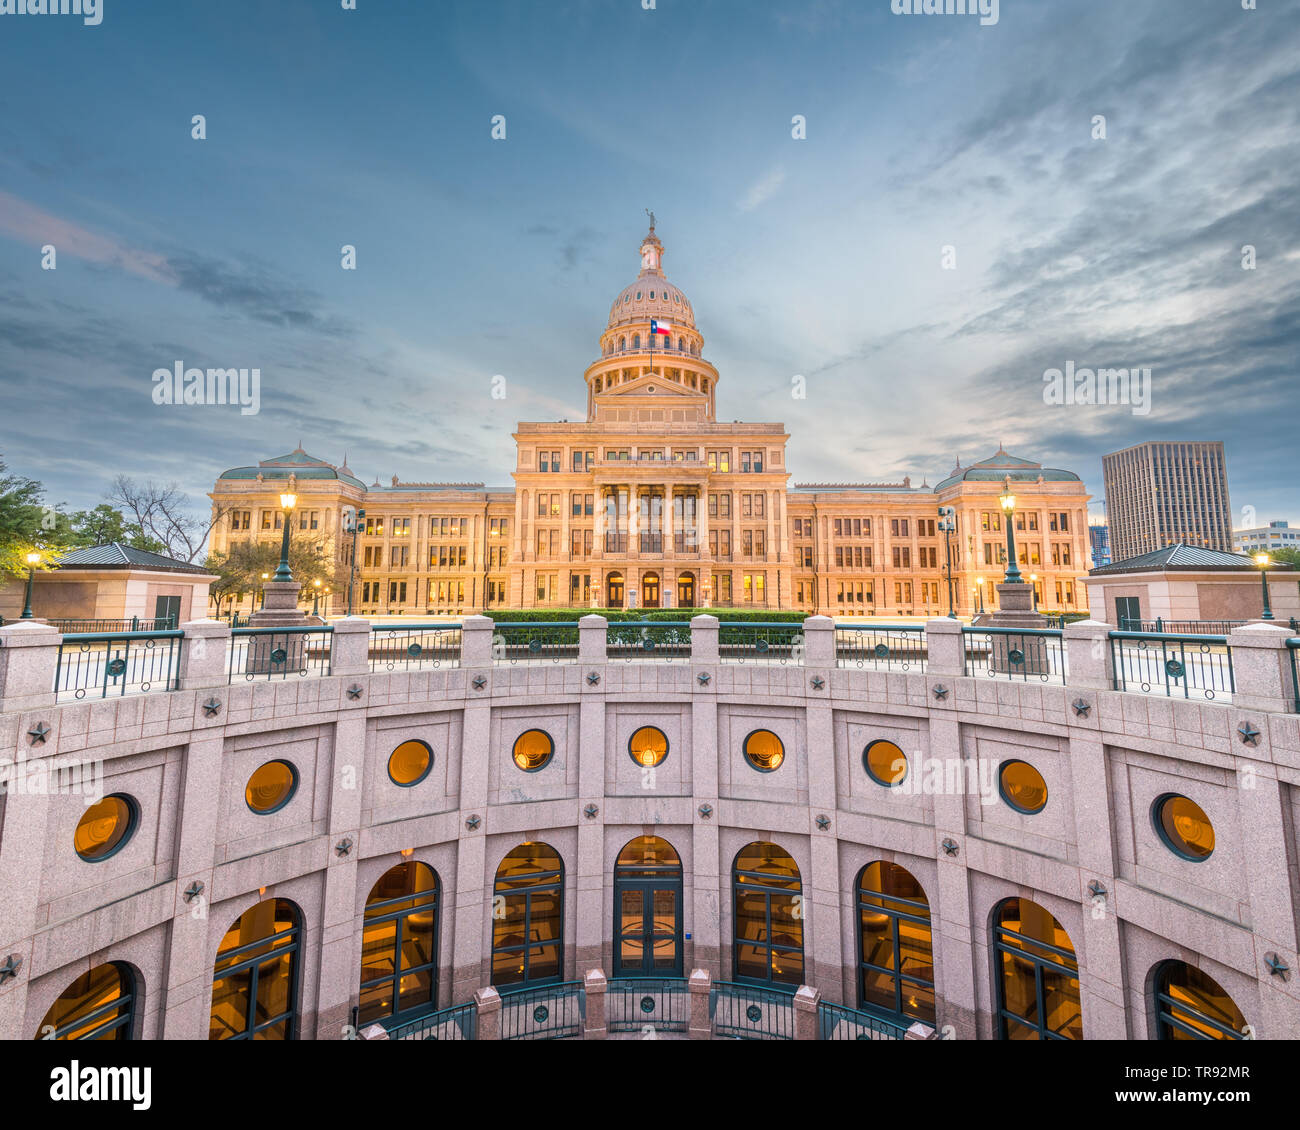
{"left": 209, "top": 224, "right": 1093, "bottom": 618}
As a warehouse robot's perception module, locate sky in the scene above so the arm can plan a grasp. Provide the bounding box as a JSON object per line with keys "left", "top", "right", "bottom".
{"left": 0, "top": 0, "right": 1297, "bottom": 533}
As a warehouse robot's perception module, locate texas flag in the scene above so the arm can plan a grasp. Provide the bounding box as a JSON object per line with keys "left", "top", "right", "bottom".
{"left": 650, "top": 318, "right": 672, "bottom": 336}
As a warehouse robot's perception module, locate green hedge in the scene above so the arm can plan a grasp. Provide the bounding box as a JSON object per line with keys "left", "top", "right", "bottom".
{"left": 481, "top": 608, "right": 807, "bottom": 624}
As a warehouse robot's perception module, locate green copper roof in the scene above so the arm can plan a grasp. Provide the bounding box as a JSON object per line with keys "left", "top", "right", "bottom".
{"left": 218, "top": 448, "right": 367, "bottom": 490}
{"left": 934, "top": 448, "right": 1081, "bottom": 492}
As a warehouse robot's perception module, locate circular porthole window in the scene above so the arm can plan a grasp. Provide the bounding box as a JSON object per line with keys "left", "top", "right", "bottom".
{"left": 388, "top": 739, "right": 433, "bottom": 787}
{"left": 1153, "top": 793, "right": 1214, "bottom": 861}
{"left": 245, "top": 760, "right": 299, "bottom": 814}
{"left": 628, "top": 726, "right": 669, "bottom": 768}
{"left": 743, "top": 729, "right": 785, "bottom": 773}
{"left": 863, "top": 739, "right": 907, "bottom": 786}
{"left": 74, "top": 794, "right": 138, "bottom": 862}
{"left": 999, "top": 760, "right": 1048, "bottom": 814}
{"left": 512, "top": 729, "right": 554, "bottom": 772}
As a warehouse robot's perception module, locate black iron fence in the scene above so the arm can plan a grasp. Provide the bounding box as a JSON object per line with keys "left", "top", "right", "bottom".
{"left": 962, "top": 627, "right": 1066, "bottom": 684}
{"left": 490, "top": 622, "right": 580, "bottom": 665}
{"left": 717, "top": 622, "right": 804, "bottom": 664}
{"left": 709, "top": 981, "right": 796, "bottom": 1039}
{"left": 834, "top": 625, "right": 927, "bottom": 671}
{"left": 54, "top": 630, "right": 184, "bottom": 702}
{"left": 1109, "top": 631, "right": 1235, "bottom": 701}
{"left": 382, "top": 1001, "right": 477, "bottom": 1041}
{"left": 45, "top": 616, "right": 177, "bottom": 634}
{"left": 606, "top": 620, "right": 691, "bottom": 661}
{"left": 228, "top": 626, "right": 333, "bottom": 683}
{"left": 1289, "top": 640, "right": 1300, "bottom": 713}
{"left": 817, "top": 999, "right": 910, "bottom": 1040}
{"left": 498, "top": 982, "right": 585, "bottom": 1040}
{"left": 368, "top": 624, "right": 462, "bottom": 672}
{"left": 606, "top": 977, "right": 690, "bottom": 1033}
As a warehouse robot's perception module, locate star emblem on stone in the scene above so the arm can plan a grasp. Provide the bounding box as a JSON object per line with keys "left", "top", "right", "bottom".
{"left": 465, "top": 814, "right": 482, "bottom": 831}
{"left": 583, "top": 804, "right": 599, "bottom": 819}
{"left": 346, "top": 685, "right": 364, "bottom": 700}
{"left": 698, "top": 804, "right": 714, "bottom": 819}
{"left": 1072, "top": 699, "right": 1091, "bottom": 717}
{"left": 941, "top": 838, "right": 959, "bottom": 857}
{"left": 1264, "top": 953, "right": 1290, "bottom": 981}
{"left": 26, "top": 722, "right": 50, "bottom": 746}
{"left": 334, "top": 838, "right": 354, "bottom": 857}
{"left": 1087, "top": 880, "right": 1107, "bottom": 900}
{"left": 810, "top": 676, "right": 825, "bottom": 691}
{"left": 182, "top": 880, "right": 205, "bottom": 903}
{"left": 0, "top": 954, "right": 22, "bottom": 984}
{"left": 1237, "top": 722, "right": 1261, "bottom": 747}
{"left": 932, "top": 685, "right": 949, "bottom": 701}
{"left": 202, "top": 698, "right": 222, "bottom": 717}
{"left": 587, "top": 672, "right": 601, "bottom": 686}
{"left": 697, "top": 672, "right": 711, "bottom": 685}
{"left": 472, "top": 675, "right": 488, "bottom": 690}
{"left": 816, "top": 814, "right": 831, "bottom": 831}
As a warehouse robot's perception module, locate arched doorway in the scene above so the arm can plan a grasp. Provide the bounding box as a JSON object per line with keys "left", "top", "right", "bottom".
{"left": 358, "top": 861, "right": 440, "bottom": 1027}
{"left": 642, "top": 571, "right": 661, "bottom": 609}
{"left": 857, "top": 861, "right": 935, "bottom": 1025}
{"left": 991, "top": 897, "right": 1081, "bottom": 1040}
{"left": 209, "top": 898, "right": 302, "bottom": 1040}
{"left": 1152, "top": 961, "right": 1246, "bottom": 1040}
{"left": 36, "top": 962, "right": 136, "bottom": 1041}
{"left": 677, "top": 572, "right": 695, "bottom": 608}
{"left": 606, "top": 571, "right": 624, "bottom": 609}
{"left": 732, "top": 842, "right": 804, "bottom": 988}
{"left": 613, "top": 836, "right": 683, "bottom": 978}
{"left": 492, "top": 843, "right": 564, "bottom": 989}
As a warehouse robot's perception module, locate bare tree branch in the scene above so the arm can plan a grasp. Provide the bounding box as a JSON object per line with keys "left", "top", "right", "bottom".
{"left": 107, "top": 475, "right": 231, "bottom": 563}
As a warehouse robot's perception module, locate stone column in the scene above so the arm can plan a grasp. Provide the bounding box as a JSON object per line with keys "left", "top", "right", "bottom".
{"left": 176, "top": 619, "right": 231, "bottom": 690}
{"left": 0, "top": 622, "right": 59, "bottom": 714}
{"left": 793, "top": 984, "right": 821, "bottom": 1040}
{"left": 577, "top": 615, "right": 607, "bottom": 973}
{"left": 688, "top": 968, "right": 712, "bottom": 1039}
{"left": 474, "top": 986, "right": 502, "bottom": 1040}
{"left": 583, "top": 969, "right": 607, "bottom": 1039}
{"left": 689, "top": 617, "right": 721, "bottom": 975}
{"left": 461, "top": 614, "right": 495, "bottom": 667}
{"left": 1063, "top": 620, "right": 1115, "bottom": 691}
{"left": 1226, "top": 623, "right": 1293, "bottom": 714}
{"left": 924, "top": 617, "right": 964, "bottom": 678}
{"left": 328, "top": 617, "right": 372, "bottom": 677}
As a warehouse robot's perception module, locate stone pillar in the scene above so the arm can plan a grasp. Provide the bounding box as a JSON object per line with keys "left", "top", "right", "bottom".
{"left": 583, "top": 969, "right": 607, "bottom": 1039}
{"left": 905, "top": 1021, "right": 938, "bottom": 1040}
{"left": 579, "top": 614, "right": 608, "bottom": 664}
{"left": 327, "top": 617, "right": 371, "bottom": 677}
{"left": 690, "top": 614, "right": 719, "bottom": 664}
{"left": 177, "top": 619, "right": 232, "bottom": 690}
{"left": 793, "top": 984, "right": 821, "bottom": 1040}
{"left": 249, "top": 579, "right": 306, "bottom": 627}
{"left": 1064, "top": 619, "right": 1115, "bottom": 691}
{"left": 800, "top": 614, "right": 834, "bottom": 667}
{"left": 1226, "top": 623, "right": 1293, "bottom": 714}
{"left": 0, "top": 622, "right": 59, "bottom": 714}
{"left": 474, "top": 986, "right": 502, "bottom": 1040}
{"left": 461, "top": 614, "right": 495, "bottom": 667}
{"left": 688, "top": 968, "right": 712, "bottom": 1039}
{"left": 924, "top": 617, "right": 964, "bottom": 678}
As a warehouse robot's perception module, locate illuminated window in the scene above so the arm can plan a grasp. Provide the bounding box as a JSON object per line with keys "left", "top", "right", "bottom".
{"left": 1153, "top": 794, "right": 1214, "bottom": 860}
{"left": 992, "top": 898, "right": 1081, "bottom": 1040}
{"left": 359, "top": 862, "right": 440, "bottom": 1027}
{"left": 999, "top": 760, "right": 1048, "bottom": 814}
{"left": 74, "top": 794, "right": 138, "bottom": 862}
{"left": 1153, "top": 961, "right": 1246, "bottom": 1040}
{"left": 857, "top": 862, "right": 935, "bottom": 1024}
{"left": 732, "top": 842, "right": 803, "bottom": 987}
{"left": 863, "top": 740, "right": 907, "bottom": 787}
{"left": 512, "top": 729, "right": 554, "bottom": 772}
{"left": 209, "top": 899, "right": 301, "bottom": 1040}
{"left": 388, "top": 739, "right": 433, "bottom": 787}
{"left": 36, "top": 963, "right": 135, "bottom": 1041}
{"left": 743, "top": 729, "right": 784, "bottom": 773}
{"left": 614, "top": 836, "right": 683, "bottom": 978}
{"left": 245, "top": 760, "right": 298, "bottom": 814}
{"left": 628, "top": 725, "right": 669, "bottom": 768}
{"left": 492, "top": 843, "right": 564, "bottom": 988}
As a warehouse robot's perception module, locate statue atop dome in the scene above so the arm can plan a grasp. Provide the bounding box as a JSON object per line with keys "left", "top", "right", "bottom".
{"left": 640, "top": 215, "right": 664, "bottom": 274}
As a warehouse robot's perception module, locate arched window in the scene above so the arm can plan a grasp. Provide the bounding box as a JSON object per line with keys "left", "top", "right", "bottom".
{"left": 36, "top": 962, "right": 136, "bottom": 1040}
{"left": 1153, "top": 961, "right": 1246, "bottom": 1040}
{"left": 677, "top": 337, "right": 685, "bottom": 352}
{"left": 619, "top": 337, "right": 625, "bottom": 351}
{"left": 359, "top": 862, "right": 440, "bottom": 1027}
{"left": 614, "top": 836, "right": 683, "bottom": 978}
{"left": 209, "top": 898, "right": 302, "bottom": 1040}
{"left": 492, "top": 843, "right": 564, "bottom": 989}
{"left": 702, "top": 378, "right": 709, "bottom": 393}
{"left": 732, "top": 842, "right": 803, "bottom": 987}
{"left": 991, "top": 898, "right": 1081, "bottom": 1040}
{"left": 632, "top": 333, "right": 641, "bottom": 349}
{"left": 857, "top": 862, "right": 935, "bottom": 1024}
{"left": 595, "top": 377, "right": 602, "bottom": 392}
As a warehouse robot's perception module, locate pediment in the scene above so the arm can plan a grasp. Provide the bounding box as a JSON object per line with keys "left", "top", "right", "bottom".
{"left": 599, "top": 373, "right": 705, "bottom": 400}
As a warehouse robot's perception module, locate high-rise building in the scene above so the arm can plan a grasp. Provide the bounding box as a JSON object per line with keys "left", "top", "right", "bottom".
{"left": 1087, "top": 518, "right": 1111, "bottom": 568}
{"left": 1234, "top": 520, "right": 1299, "bottom": 555}
{"left": 1101, "top": 441, "right": 1232, "bottom": 563}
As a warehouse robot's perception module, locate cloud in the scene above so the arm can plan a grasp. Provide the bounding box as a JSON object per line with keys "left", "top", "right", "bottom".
{"left": 738, "top": 166, "right": 786, "bottom": 213}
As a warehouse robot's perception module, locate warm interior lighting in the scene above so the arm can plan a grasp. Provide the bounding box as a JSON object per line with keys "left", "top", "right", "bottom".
{"left": 258, "top": 886, "right": 266, "bottom": 896}
{"left": 279, "top": 492, "right": 297, "bottom": 510}
{"left": 999, "top": 491, "right": 1016, "bottom": 512}
{"left": 401, "top": 848, "right": 414, "bottom": 857}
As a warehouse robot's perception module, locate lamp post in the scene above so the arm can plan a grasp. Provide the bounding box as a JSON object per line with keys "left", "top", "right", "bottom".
{"left": 1029, "top": 573, "right": 1039, "bottom": 611}
{"left": 312, "top": 578, "right": 322, "bottom": 616}
{"left": 20, "top": 551, "right": 40, "bottom": 618}
{"left": 999, "top": 489, "right": 1022, "bottom": 583}
{"left": 346, "top": 508, "right": 365, "bottom": 617}
{"left": 975, "top": 576, "right": 985, "bottom": 615}
{"left": 273, "top": 492, "right": 297, "bottom": 582}
{"left": 1254, "top": 553, "right": 1274, "bottom": 620}
{"left": 938, "top": 506, "right": 957, "bottom": 618}
{"left": 259, "top": 573, "right": 269, "bottom": 609}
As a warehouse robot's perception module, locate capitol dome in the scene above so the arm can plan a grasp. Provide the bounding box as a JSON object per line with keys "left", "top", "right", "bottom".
{"left": 606, "top": 223, "right": 696, "bottom": 331}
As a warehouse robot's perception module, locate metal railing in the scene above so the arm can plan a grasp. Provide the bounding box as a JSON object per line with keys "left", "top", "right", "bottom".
{"left": 1109, "top": 631, "right": 1234, "bottom": 701}
{"left": 498, "top": 982, "right": 585, "bottom": 1040}
{"left": 369, "top": 624, "right": 462, "bottom": 671}
{"left": 963, "top": 627, "right": 1066, "bottom": 684}
{"left": 709, "top": 981, "right": 796, "bottom": 1039}
{"left": 54, "top": 630, "right": 184, "bottom": 702}
{"left": 1119, "top": 616, "right": 1299, "bottom": 635}
{"left": 1288, "top": 640, "right": 1300, "bottom": 713}
{"left": 228, "top": 625, "right": 333, "bottom": 683}
{"left": 606, "top": 620, "right": 691, "bottom": 661}
{"left": 606, "top": 977, "right": 690, "bottom": 1034}
{"left": 382, "top": 1001, "right": 477, "bottom": 1041}
{"left": 817, "top": 1000, "right": 910, "bottom": 1041}
{"left": 717, "top": 623, "right": 805, "bottom": 664}
{"left": 490, "top": 622, "right": 580, "bottom": 665}
{"left": 834, "top": 625, "right": 927, "bottom": 671}
{"left": 47, "top": 616, "right": 177, "bottom": 634}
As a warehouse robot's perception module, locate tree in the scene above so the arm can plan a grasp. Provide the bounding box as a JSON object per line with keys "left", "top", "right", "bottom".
{"left": 0, "top": 457, "right": 72, "bottom": 580}
{"left": 1268, "top": 547, "right": 1300, "bottom": 570}
{"left": 204, "top": 538, "right": 345, "bottom": 619}
{"left": 66, "top": 503, "right": 167, "bottom": 554}
{"left": 107, "top": 476, "right": 229, "bottom": 564}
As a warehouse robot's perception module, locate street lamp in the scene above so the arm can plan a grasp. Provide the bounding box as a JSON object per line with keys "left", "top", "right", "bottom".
{"left": 999, "top": 488, "right": 1022, "bottom": 583}
{"left": 273, "top": 492, "right": 297, "bottom": 582}
{"left": 346, "top": 508, "right": 366, "bottom": 616}
{"left": 20, "top": 550, "right": 40, "bottom": 618}
{"left": 312, "top": 578, "right": 322, "bottom": 616}
{"left": 1254, "top": 552, "right": 1274, "bottom": 620}
{"left": 259, "top": 572, "right": 269, "bottom": 609}
{"left": 1029, "top": 573, "right": 1039, "bottom": 611}
{"left": 975, "top": 576, "right": 986, "bottom": 615}
{"left": 938, "top": 506, "right": 957, "bottom": 618}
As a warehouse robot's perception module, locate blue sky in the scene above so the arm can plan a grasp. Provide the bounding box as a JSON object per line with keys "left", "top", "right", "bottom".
{"left": 1, "top": 0, "right": 1297, "bottom": 531}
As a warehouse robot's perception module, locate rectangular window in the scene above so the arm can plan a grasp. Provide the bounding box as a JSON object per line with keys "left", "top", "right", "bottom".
{"left": 741, "top": 494, "right": 753, "bottom": 518}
